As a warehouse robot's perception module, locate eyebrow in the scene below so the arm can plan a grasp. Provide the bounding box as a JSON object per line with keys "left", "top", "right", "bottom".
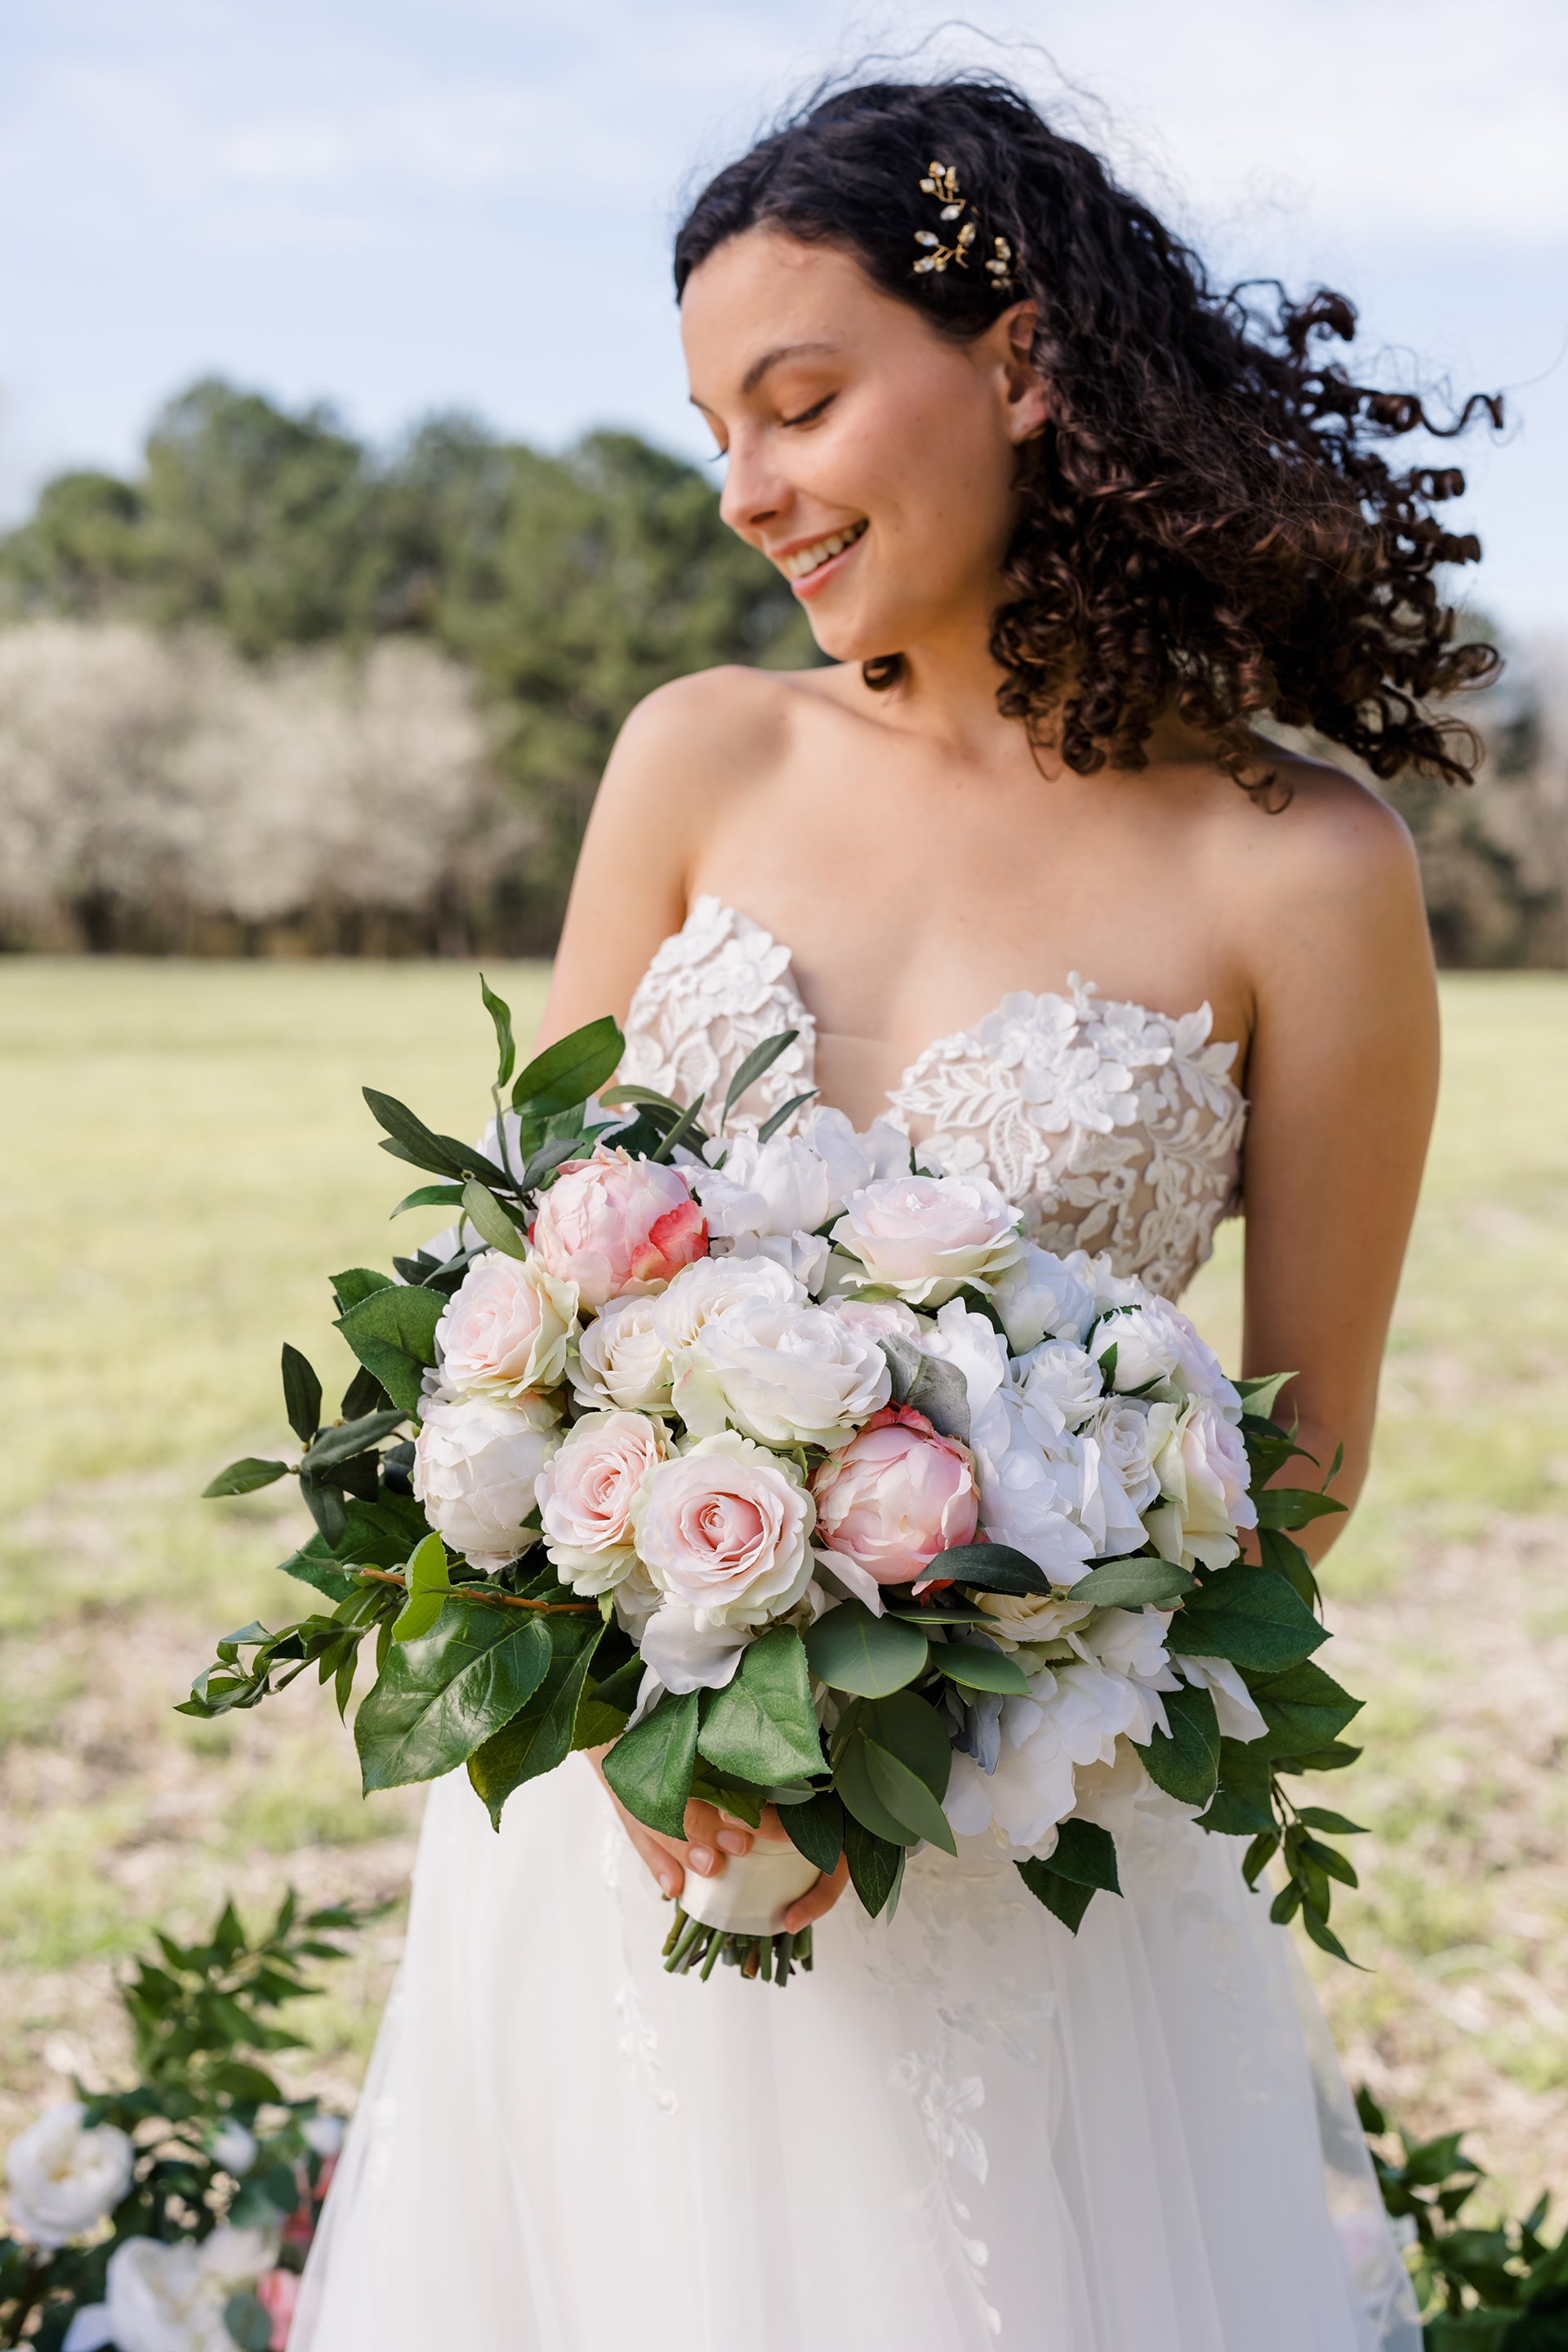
{"left": 688, "top": 339, "right": 840, "bottom": 413}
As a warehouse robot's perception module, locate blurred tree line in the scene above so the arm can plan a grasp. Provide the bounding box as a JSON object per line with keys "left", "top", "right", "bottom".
{"left": 0, "top": 376, "right": 1562, "bottom": 962}
{"left": 0, "top": 378, "right": 813, "bottom": 952}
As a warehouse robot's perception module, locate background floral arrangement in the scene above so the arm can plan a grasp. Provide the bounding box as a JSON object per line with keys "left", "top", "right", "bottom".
{"left": 0, "top": 1895, "right": 364, "bottom": 2352}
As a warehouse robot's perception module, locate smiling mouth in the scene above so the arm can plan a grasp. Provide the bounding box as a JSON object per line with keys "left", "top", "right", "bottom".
{"left": 777, "top": 518, "right": 868, "bottom": 583}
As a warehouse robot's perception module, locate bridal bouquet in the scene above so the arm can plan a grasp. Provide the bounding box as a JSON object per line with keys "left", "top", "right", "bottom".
{"left": 185, "top": 980, "right": 1366, "bottom": 1987}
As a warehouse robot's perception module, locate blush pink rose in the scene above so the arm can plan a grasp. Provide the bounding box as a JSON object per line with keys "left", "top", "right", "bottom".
{"left": 632, "top": 1432, "right": 814, "bottom": 1626}
{"left": 812, "top": 1405, "right": 979, "bottom": 1588}
{"left": 255, "top": 2267, "right": 301, "bottom": 2348}
{"left": 537, "top": 1409, "right": 667, "bottom": 1592}
{"left": 529, "top": 1150, "right": 707, "bottom": 1313}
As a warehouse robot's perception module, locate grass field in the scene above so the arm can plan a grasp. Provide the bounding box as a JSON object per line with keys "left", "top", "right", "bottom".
{"left": 2, "top": 960, "right": 1566, "bottom": 2215}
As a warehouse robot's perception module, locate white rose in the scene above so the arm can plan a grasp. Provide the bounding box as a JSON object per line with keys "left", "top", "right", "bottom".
{"left": 944, "top": 1662, "right": 1145, "bottom": 1847}
{"left": 632, "top": 1432, "right": 814, "bottom": 1627}
{"left": 692, "top": 1131, "right": 835, "bottom": 1242}
{"left": 1013, "top": 1340, "right": 1105, "bottom": 1439}
{"left": 718, "top": 1228, "right": 832, "bottom": 1293}
{"left": 831, "top": 1171, "right": 1025, "bottom": 1307}
{"left": 650, "top": 1251, "right": 801, "bottom": 1355}
{"left": 412, "top": 1394, "right": 559, "bottom": 1573}
{"left": 432, "top": 1252, "right": 578, "bottom": 1402}
{"left": 673, "top": 1295, "right": 889, "bottom": 1449}
{"left": 917, "top": 1302, "right": 1097, "bottom": 1584}
{"left": 822, "top": 1294, "right": 925, "bottom": 1346}
{"left": 1147, "top": 1298, "right": 1244, "bottom": 1422}
{"left": 301, "top": 2113, "right": 345, "bottom": 2158}
{"left": 1061, "top": 1248, "right": 1148, "bottom": 1316}
{"left": 85, "top": 2225, "right": 274, "bottom": 2352}
{"left": 1071, "top": 1606, "right": 1178, "bottom": 1742}
{"left": 1171, "top": 1653, "right": 1268, "bottom": 1743}
{"left": 991, "top": 1246, "right": 1098, "bottom": 1352}
{"left": 207, "top": 2122, "right": 256, "bottom": 2176}
{"left": 636, "top": 1601, "right": 752, "bottom": 1695}
{"left": 537, "top": 1410, "right": 669, "bottom": 1593}
{"left": 1086, "top": 1398, "right": 1162, "bottom": 1512}
{"left": 1073, "top": 1432, "right": 1156, "bottom": 1560}
{"left": 800, "top": 1107, "right": 912, "bottom": 1205}
{"left": 1146, "top": 1400, "right": 1258, "bottom": 1571}
{"left": 972, "top": 1583, "right": 1097, "bottom": 1648}
{"left": 6, "top": 2103, "right": 133, "bottom": 2247}
{"left": 1089, "top": 1303, "right": 1182, "bottom": 1393}
{"left": 569, "top": 1292, "right": 673, "bottom": 1414}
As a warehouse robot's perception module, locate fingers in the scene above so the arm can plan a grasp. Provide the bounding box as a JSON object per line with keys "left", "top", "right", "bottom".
{"left": 624, "top": 1819, "right": 686, "bottom": 1902}
{"left": 753, "top": 1802, "right": 791, "bottom": 1843}
{"left": 782, "top": 1853, "right": 849, "bottom": 1934}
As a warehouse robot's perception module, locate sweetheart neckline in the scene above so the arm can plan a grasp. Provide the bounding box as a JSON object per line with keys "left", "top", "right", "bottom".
{"left": 660, "top": 893, "right": 1247, "bottom": 1122}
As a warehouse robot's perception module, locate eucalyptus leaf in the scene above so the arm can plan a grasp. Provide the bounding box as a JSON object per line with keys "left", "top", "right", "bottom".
{"left": 779, "top": 1788, "right": 845, "bottom": 1873}
{"left": 834, "top": 1732, "right": 918, "bottom": 1846}
{"left": 926, "top": 1541, "right": 1049, "bottom": 1597}
{"left": 1069, "top": 1557, "right": 1192, "bottom": 1610}
{"left": 930, "top": 1642, "right": 1031, "bottom": 1696}
{"left": 841, "top": 1814, "right": 902, "bottom": 1917}
{"left": 804, "top": 1598, "right": 929, "bottom": 1697}
{"left": 864, "top": 1741, "right": 957, "bottom": 1855}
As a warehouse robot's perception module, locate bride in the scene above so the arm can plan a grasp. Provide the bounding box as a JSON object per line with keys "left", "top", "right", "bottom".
{"left": 296, "top": 73, "right": 1497, "bottom": 2352}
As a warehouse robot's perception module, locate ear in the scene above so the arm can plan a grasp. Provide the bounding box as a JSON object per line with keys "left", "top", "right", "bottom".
{"left": 995, "top": 300, "right": 1051, "bottom": 443}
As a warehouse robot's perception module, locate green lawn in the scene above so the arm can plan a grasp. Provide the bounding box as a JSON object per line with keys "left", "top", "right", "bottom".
{"left": 2, "top": 962, "right": 1566, "bottom": 2212}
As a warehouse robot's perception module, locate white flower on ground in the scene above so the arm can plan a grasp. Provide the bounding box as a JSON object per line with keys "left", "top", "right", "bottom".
{"left": 944, "top": 1662, "right": 1147, "bottom": 1847}
{"left": 537, "top": 1410, "right": 669, "bottom": 1594}
{"left": 633, "top": 1431, "right": 814, "bottom": 1627}
{"left": 412, "top": 1394, "right": 559, "bottom": 1573}
{"left": 301, "top": 2113, "right": 345, "bottom": 2158}
{"left": 651, "top": 1250, "right": 801, "bottom": 1355}
{"left": 432, "top": 1252, "right": 578, "bottom": 1401}
{"left": 1171, "top": 1652, "right": 1269, "bottom": 1743}
{"left": 5, "top": 2102, "right": 133, "bottom": 2246}
{"left": 673, "top": 1294, "right": 889, "bottom": 1448}
{"left": 569, "top": 1291, "right": 674, "bottom": 1414}
{"left": 1146, "top": 1401, "right": 1258, "bottom": 1571}
{"left": 70, "top": 2225, "right": 276, "bottom": 2352}
{"left": 991, "top": 1246, "right": 1097, "bottom": 1352}
{"left": 207, "top": 2121, "right": 256, "bottom": 2176}
{"left": 831, "top": 1171, "right": 1025, "bottom": 1307}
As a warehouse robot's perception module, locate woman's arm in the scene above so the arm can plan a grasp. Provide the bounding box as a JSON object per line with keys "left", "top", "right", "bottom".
{"left": 1236, "top": 774, "right": 1439, "bottom": 1560}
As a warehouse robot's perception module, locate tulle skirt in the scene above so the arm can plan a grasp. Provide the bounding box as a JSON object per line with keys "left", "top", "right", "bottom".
{"left": 294, "top": 1757, "right": 1419, "bottom": 2352}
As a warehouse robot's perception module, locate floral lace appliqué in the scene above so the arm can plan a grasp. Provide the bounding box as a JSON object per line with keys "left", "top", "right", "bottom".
{"left": 620, "top": 896, "right": 816, "bottom": 1138}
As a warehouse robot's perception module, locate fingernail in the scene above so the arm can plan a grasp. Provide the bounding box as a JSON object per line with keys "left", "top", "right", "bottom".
{"left": 689, "top": 1845, "right": 718, "bottom": 1874}
{"left": 717, "top": 1829, "right": 749, "bottom": 1854}
{"left": 657, "top": 1873, "right": 676, "bottom": 1898}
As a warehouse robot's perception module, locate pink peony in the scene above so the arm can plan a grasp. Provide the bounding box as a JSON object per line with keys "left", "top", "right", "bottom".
{"left": 530, "top": 1150, "right": 707, "bottom": 1313}
{"left": 812, "top": 1405, "right": 979, "bottom": 1590}
{"left": 255, "top": 2266, "right": 301, "bottom": 2348}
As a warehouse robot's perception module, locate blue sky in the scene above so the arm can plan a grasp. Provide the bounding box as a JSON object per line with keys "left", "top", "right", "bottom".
{"left": 3, "top": 0, "right": 1565, "bottom": 630}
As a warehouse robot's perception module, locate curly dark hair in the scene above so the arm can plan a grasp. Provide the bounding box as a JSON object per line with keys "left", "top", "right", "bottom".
{"left": 674, "top": 74, "right": 1503, "bottom": 791}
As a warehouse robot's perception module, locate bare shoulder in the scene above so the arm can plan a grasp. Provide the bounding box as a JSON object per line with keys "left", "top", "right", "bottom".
{"left": 1205, "top": 745, "right": 1425, "bottom": 961}
{"left": 603, "top": 662, "right": 841, "bottom": 809}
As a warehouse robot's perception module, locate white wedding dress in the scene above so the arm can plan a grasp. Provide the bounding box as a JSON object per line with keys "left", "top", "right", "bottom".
{"left": 295, "top": 899, "right": 1420, "bottom": 2352}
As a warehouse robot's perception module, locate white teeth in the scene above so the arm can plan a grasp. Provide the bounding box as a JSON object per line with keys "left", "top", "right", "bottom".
{"left": 780, "top": 519, "right": 867, "bottom": 580}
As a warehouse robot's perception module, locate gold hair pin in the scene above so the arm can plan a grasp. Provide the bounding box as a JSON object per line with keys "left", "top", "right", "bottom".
{"left": 913, "top": 161, "right": 1015, "bottom": 292}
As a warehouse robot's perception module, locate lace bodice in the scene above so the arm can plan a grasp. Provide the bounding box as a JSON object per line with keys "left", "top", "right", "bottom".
{"left": 621, "top": 895, "right": 1247, "bottom": 1300}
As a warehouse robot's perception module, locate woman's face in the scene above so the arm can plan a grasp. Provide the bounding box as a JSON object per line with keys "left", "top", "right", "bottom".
{"left": 681, "top": 229, "right": 1048, "bottom": 665}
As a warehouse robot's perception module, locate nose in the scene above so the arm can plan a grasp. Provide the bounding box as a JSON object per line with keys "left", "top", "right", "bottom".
{"left": 717, "top": 431, "right": 786, "bottom": 546}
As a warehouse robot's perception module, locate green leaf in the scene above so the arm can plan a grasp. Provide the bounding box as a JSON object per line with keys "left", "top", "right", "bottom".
{"left": 391, "top": 1183, "right": 467, "bottom": 1218}
{"left": 1235, "top": 1370, "right": 1297, "bottom": 1419}
{"left": 330, "top": 1266, "right": 396, "bottom": 1309}
{"left": 723, "top": 1027, "right": 799, "bottom": 1121}
{"left": 479, "top": 973, "right": 516, "bottom": 1089}
{"left": 1196, "top": 1786, "right": 1276, "bottom": 1837}
{"left": 648, "top": 1090, "right": 707, "bottom": 1163}
{"left": 511, "top": 1016, "right": 624, "bottom": 1116}
{"left": 1178, "top": 1565, "right": 1327, "bottom": 1673}
{"left": 834, "top": 1731, "right": 918, "bottom": 1845}
{"left": 880, "top": 1341, "right": 972, "bottom": 1443}
{"left": 1298, "top": 1833, "right": 1359, "bottom": 1888}
{"left": 931, "top": 1642, "right": 1031, "bottom": 1695}
{"left": 1045, "top": 1817, "right": 1122, "bottom": 1893}
{"left": 923, "top": 1541, "right": 1049, "bottom": 1597}
{"left": 392, "top": 1533, "right": 450, "bottom": 1644}
{"left": 302, "top": 1409, "right": 408, "bottom": 1470}
{"left": 225, "top": 2291, "right": 275, "bottom": 2350}
{"left": 203, "top": 1458, "right": 288, "bottom": 1498}
{"left": 1242, "top": 1829, "right": 1281, "bottom": 1886}
{"left": 858, "top": 1689, "right": 952, "bottom": 1798}
{"left": 1296, "top": 1806, "right": 1367, "bottom": 1835}
{"left": 804, "top": 1598, "right": 929, "bottom": 1696}
{"left": 1254, "top": 1486, "right": 1348, "bottom": 1530}
{"left": 276, "top": 1533, "right": 359, "bottom": 1605}
{"left": 467, "top": 1617, "right": 606, "bottom": 1825}
{"left": 1069, "top": 1557, "right": 1193, "bottom": 1609}
{"left": 842, "top": 1813, "right": 902, "bottom": 1916}
{"left": 779, "top": 1788, "right": 844, "bottom": 1873}
{"left": 697, "top": 1628, "right": 826, "bottom": 1783}
{"left": 600, "top": 1690, "right": 701, "bottom": 1838}
{"left": 1137, "top": 1680, "right": 1221, "bottom": 1806}
{"left": 1016, "top": 1856, "right": 1097, "bottom": 1933}
{"left": 461, "top": 1179, "right": 529, "bottom": 1258}
{"left": 756, "top": 1089, "right": 818, "bottom": 1144}
{"left": 1258, "top": 1526, "right": 1320, "bottom": 1608}
{"left": 1252, "top": 1659, "right": 1362, "bottom": 1759}
{"left": 334, "top": 1284, "right": 444, "bottom": 1416}
{"left": 1279, "top": 1740, "right": 1362, "bottom": 1774}
{"left": 865, "top": 1741, "right": 957, "bottom": 1855}
{"left": 1300, "top": 1904, "right": 1357, "bottom": 1966}
{"left": 1269, "top": 1882, "right": 1302, "bottom": 1924}
{"left": 354, "top": 1607, "right": 552, "bottom": 1790}
{"left": 280, "top": 1343, "right": 323, "bottom": 1444}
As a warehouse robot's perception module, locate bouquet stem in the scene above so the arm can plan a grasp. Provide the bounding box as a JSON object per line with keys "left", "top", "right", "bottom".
{"left": 660, "top": 1905, "right": 813, "bottom": 1989}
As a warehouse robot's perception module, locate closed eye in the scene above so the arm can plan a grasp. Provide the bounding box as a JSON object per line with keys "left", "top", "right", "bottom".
{"left": 782, "top": 394, "right": 835, "bottom": 429}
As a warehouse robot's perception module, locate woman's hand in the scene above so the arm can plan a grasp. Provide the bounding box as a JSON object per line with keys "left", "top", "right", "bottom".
{"left": 586, "top": 1749, "right": 849, "bottom": 1932}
